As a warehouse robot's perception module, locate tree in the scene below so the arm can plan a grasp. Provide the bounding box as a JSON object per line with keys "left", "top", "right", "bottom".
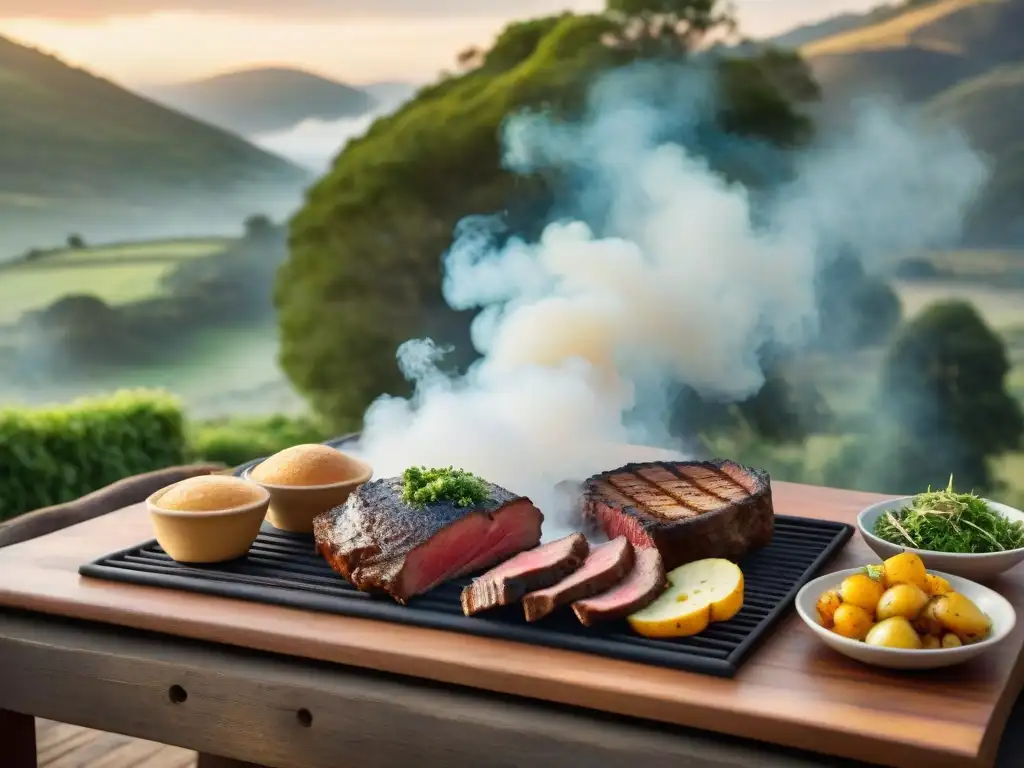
{"left": 243, "top": 214, "right": 275, "bottom": 243}
{"left": 605, "top": 0, "right": 737, "bottom": 55}
{"left": 66, "top": 234, "right": 85, "bottom": 250}
{"left": 278, "top": 11, "right": 820, "bottom": 429}
{"left": 816, "top": 252, "right": 901, "bottom": 351}
{"left": 825, "top": 301, "right": 1023, "bottom": 494}
{"left": 456, "top": 46, "right": 484, "bottom": 71}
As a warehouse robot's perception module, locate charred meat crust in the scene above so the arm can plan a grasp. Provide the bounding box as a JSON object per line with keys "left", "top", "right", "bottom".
{"left": 581, "top": 459, "right": 774, "bottom": 571}
{"left": 461, "top": 533, "right": 590, "bottom": 616}
{"left": 571, "top": 548, "right": 667, "bottom": 626}
{"left": 313, "top": 477, "right": 543, "bottom": 603}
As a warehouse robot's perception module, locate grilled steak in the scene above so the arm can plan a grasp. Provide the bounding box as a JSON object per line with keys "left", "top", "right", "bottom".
{"left": 522, "top": 536, "right": 634, "bottom": 622}
{"left": 572, "top": 547, "right": 667, "bottom": 626}
{"left": 313, "top": 476, "right": 543, "bottom": 604}
{"left": 581, "top": 459, "right": 773, "bottom": 571}
{"left": 461, "top": 533, "right": 589, "bottom": 616}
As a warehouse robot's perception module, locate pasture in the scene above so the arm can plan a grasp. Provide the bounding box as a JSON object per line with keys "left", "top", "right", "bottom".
{"left": 0, "top": 237, "right": 229, "bottom": 323}
{"left": 801, "top": 0, "right": 988, "bottom": 56}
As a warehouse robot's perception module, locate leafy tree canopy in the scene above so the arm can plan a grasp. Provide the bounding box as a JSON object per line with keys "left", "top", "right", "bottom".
{"left": 825, "top": 300, "right": 1023, "bottom": 494}
{"left": 279, "top": 3, "right": 820, "bottom": 430}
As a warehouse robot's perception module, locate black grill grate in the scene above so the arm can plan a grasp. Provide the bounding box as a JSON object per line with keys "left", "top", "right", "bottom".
{"left": 80, "top": 515, "right": 850, "bottom": 677}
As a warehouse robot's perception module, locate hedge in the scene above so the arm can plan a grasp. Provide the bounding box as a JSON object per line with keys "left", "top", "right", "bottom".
{"left": 187, "top": 414, "right": 330, "bottom": 468}
{"left": 0, "top": 389, "right": 187, "bottom": 522}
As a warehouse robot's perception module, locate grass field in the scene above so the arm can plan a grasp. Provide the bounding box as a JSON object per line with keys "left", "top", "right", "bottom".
{"left": 801, "top": 0, "right": 994, "bottom": 56}
{"left": 0, "top": 321, "right": 305, "bottom": 418}
{"left": 0, "top": 234, "right": 301, "bottom": 420}
{"left": 49, "top": 237, "right": 229, "bottom": 264}
{"left": 0, "top": 237, "right": 230, "bottom": 323}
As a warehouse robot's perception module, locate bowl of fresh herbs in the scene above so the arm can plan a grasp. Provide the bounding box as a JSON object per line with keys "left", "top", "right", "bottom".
{"left": 857, "top": 478, "right": 1024, "bottom": 582}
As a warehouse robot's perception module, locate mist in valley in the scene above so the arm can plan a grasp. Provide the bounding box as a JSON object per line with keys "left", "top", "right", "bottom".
{"left": 250, "top": 92, "right": 413, "bottom": 172}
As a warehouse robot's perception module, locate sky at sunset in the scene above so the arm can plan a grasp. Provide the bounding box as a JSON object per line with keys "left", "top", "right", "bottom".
{"left": 0, "top": 0, "right": 881, "bottom": 86}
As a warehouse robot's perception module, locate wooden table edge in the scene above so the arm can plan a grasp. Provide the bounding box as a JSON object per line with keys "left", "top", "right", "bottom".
{"left": 0, "top": 572, "right": 989, "bottom": 767}
{"left": 0, "top": 608, "right": 900, "bottom": 768}
{"left": 0, "top": 481, "right": 1017, "bottom": 768}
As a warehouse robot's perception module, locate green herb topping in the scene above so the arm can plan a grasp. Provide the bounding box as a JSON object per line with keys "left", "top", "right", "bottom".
{"left": 401, "top": 466, "right": 489, "bottom": 508}
{"left": 872, "top": 476, "right": 1024, "bottom": 554}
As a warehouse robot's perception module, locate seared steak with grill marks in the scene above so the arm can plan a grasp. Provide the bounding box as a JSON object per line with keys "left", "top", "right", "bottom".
{"left": 581, "top": 459, "right": 773, "bottom": 571}
{"left": 461, "top": 533, "right": 589, "bottom": 616}
{"left": 572, "top": 547, "right": 667, "bottom": 626}
{"left": 522, "top": 536, "right": 634, "bottom": 622}
{"left": 313, "top": 477, "right": 543, "bottom": 604}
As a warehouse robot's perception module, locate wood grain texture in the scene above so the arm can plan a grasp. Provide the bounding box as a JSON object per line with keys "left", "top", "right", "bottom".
{"left": 35, "top": 719, "right": 195, "bottom": 768}
{"left": 0, "top": 611, "right": 849, "bottom": 768}
{"left": 0, "top": 480, "right": 1022, "bottom": 768}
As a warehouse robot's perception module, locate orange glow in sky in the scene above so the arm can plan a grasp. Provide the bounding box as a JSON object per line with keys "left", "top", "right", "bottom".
{"left": 0, "top": 13, "right": 520, "bottom": 85}
{"left": 0, "top": 1, "right": 880, "bottom": 87}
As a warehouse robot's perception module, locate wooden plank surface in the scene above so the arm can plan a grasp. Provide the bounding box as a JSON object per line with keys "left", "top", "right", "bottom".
{"left": 36, "top": 720, "right": 195, "bottom": 768}
{"left": 0, "top": 611, "right": 849, "bottom": 768}
{"left": 0, "top": 481, "right": 1022, "bottom": 768}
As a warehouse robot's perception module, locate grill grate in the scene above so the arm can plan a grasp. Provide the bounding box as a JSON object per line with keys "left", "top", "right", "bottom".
{"left": 80, "top": 515, "right": 851, "bottom": 677}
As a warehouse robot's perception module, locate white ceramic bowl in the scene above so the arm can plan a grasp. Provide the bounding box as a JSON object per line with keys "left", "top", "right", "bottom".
{"left": 858, "top": 497, "right": 1024, "bottom": 582}
{"left": 795, "top": 567, "right": 1015, "bottom": 670}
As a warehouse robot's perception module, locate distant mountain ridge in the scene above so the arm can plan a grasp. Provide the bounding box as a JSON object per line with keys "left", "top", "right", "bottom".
{"left": 0, "top": 36, "right": 311, "bottom": 256}
{"left": 146, "top": 67, "right": 379, "bottom": 136}
{"left": 764, "top": 0, "right": 1024, "bottom": 244}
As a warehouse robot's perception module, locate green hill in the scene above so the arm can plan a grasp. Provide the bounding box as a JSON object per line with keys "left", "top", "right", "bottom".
{"left": 927, "top": 64, "right": 1024, "bottom": 242}
{"left": 774, "top": 0, "right": 1024, "bottom": 243}
{"left": 0, "top": 36, "right": 311, "bottom": 257}
{"left": 799, "top": 0, "right": 1024, "bottom": 102}
{"left": 147, "top": 67, "right": 378, "bottom": 136}
{"left": 767, "top": 5, "right": 906, "bottom": 50}
{"left": 277, "top": 11, "right": 821, "bottom": 426}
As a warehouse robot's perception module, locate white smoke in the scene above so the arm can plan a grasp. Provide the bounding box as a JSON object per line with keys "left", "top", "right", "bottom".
{"left": 354, "top": 63, "right": 987, "bottom": 530}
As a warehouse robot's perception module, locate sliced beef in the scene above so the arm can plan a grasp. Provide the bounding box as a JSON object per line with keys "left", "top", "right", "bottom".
{"left": 461, "top": 533, "right": 589, "bottom": 617}
{"left": 581, "top": 459, "right": 773, "bottom": 571}
{"left": 313, "top": 476, "right": 543, "bottom": 604}
{"left": 572, "top": 547, "right": 667, "bottom": 626}
{"left": 522, "top": 536, "right": 634, "bottom": 622}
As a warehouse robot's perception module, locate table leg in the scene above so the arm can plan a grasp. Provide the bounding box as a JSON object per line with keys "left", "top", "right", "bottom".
{"left": 0, "top": 709, "right": 37, "bottom": 768}
{"left": 196, "top": 755, "right": 271, "bottom": 768}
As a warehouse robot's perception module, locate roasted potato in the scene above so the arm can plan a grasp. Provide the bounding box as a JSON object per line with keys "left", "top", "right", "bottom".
{"left": 816, "top": 589, "right": 842, "bottom": 629}
{"left": 876, "top": 583, "right": 929, "bottom": 622}
{"left": 864, "top": 617, "right": 923, "bottom": 649}
{"left": 932, "top": 592, "right": 991, "bottom": 644}
{"left": 832, "top": 603, "right": 873, "bottom": 641}
{"left": 923, "top": 573, "right": 953, "bottom": 597}
{"left": 882, "top": 552, "right": 928, "bottom": 591}
{"left": 915, "top": 596, "right": 946, "bottom": 637}
{"left": 839, "top": 573, "right": 884, "bottom": 613}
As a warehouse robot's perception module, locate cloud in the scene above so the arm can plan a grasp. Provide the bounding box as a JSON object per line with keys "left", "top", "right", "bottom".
{"left": 3, "top": 0, "right": 601, "bottom": 21}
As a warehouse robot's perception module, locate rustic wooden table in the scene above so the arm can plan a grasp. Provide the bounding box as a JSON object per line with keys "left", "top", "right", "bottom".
{"left": 1, "top": 480, "right": 1023, "bottom": 768}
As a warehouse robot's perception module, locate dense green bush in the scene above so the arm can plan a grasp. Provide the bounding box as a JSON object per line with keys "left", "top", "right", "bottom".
{"left": 824, "top": 300, "right": 1024, "bottom": 494}
{"left": 0, "top": 389, "right": 186, "bottom": 521}
{"left": 280, "top": 3, "right": 819, "bottom": 430}
{"left": 187, "top": 414, "right": 331, "bottom": 467}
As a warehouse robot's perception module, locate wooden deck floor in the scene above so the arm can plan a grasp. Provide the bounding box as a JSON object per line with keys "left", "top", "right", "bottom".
{"left": 37, "top": 719, "right": 196, "bottom": 767}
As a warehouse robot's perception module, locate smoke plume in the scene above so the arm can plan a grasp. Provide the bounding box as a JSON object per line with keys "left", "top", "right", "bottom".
{"left": 355, "top": 63, "right": 987, "bottom": 531}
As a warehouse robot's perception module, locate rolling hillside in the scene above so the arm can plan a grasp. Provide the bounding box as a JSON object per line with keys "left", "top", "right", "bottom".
{"left": 767, "top": 5, "right": 907, "bottom": 50}
{"left": 0, "top": 36, "right": 311, "bottom": 257}
{"left": 799, "top": 0, "right": 1024, "bottom": 103}
{"left": 926, "top": 63, "right": 1024, "bottom": 242}
{"left": 777, "top": 0, "right": 1024, "bottom": 243}
{"left": 146, "top": 67, "right": 378, "bottom": 136}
